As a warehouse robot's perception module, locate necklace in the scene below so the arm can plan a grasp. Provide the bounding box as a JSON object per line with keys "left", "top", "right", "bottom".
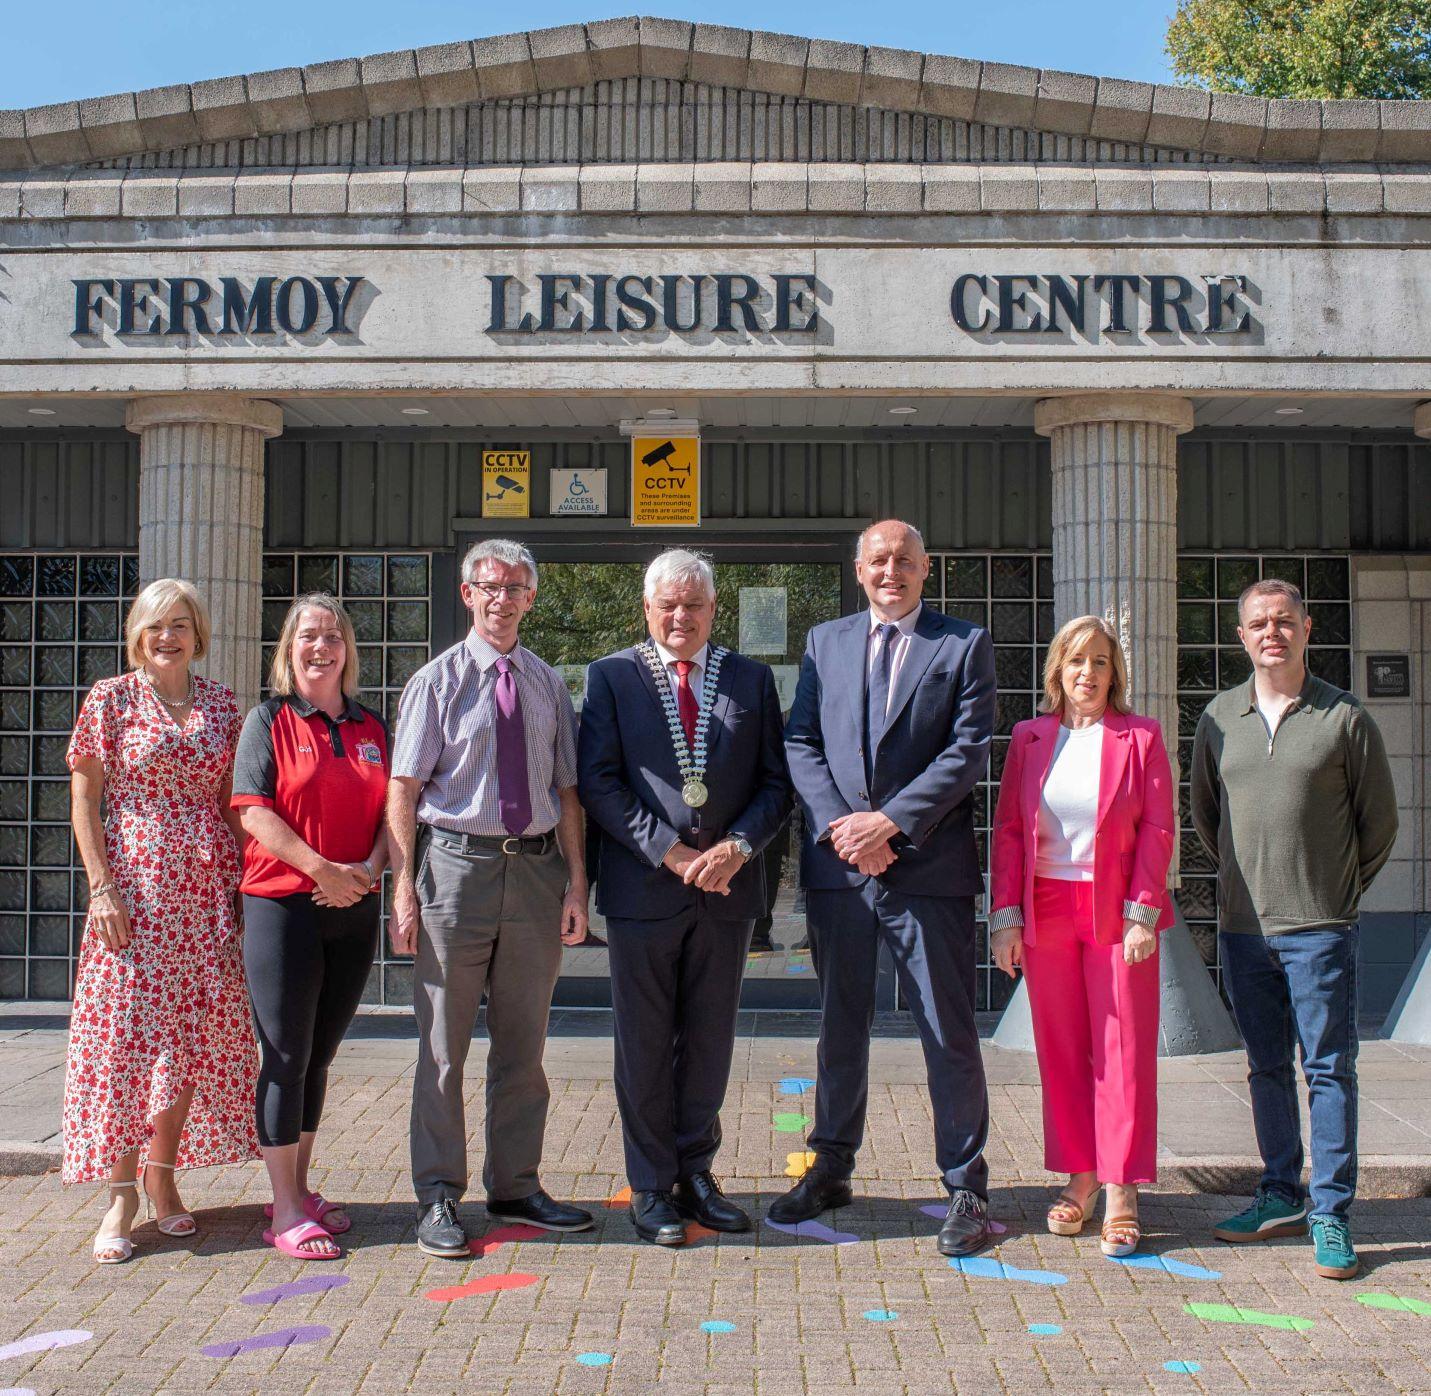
{"left": 143, "top": 668, "right": 194, "bottom": 709}
{"left": 637, "top": 640, "right": 726, "bottom": 808}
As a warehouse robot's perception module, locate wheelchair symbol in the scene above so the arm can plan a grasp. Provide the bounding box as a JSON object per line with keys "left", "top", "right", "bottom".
{"left": 566, "top": 474, "right": 590, "bottom": 496}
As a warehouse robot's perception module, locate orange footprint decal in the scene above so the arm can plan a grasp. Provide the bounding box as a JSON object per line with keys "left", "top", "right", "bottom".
{"left": 606, "top": 1186, "right": 633, "bottom": 1209}
{"left": 426, "top": 1272, "right": 540, "bottom": 1303}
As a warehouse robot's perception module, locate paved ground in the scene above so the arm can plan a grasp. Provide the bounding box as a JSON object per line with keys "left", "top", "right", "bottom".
{"left": 3, "top": 1008, "right": 1431, "bottom": 1395}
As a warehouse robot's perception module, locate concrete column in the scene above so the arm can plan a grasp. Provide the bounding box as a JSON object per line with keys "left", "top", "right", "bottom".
{"left": 994, "top": 391, "right": 1241, "bottom": 1056}
{"left": 126, "top": 394, "right": 282, "bottom": 713}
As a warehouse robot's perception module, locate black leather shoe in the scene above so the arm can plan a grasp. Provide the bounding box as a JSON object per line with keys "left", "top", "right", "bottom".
{"left": 486, "top": 1188, "right": 594, "bottom": 1232}
{"left": 630, "top": 1190, "right": 687, "bottom": 1246}
{"left": 416, "top": 1199, "right": 470, "bottom": 1258}
{"left": 937, "top": 1190, "right": 991, "bottom": 1257}
{"left": 766, "top": 1169, "right": 853, "bottom": 1224}
{"left": 673, "top": 1172, "right": 751, "bottom": 1232}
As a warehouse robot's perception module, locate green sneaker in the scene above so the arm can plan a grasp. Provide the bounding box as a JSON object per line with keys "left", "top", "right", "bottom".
{"left": 1310, "top": 1216, "right": 1360, "bottom": 1279}
{"left": 1212, "top": 1188, "right": 1309, "bottom": 1243}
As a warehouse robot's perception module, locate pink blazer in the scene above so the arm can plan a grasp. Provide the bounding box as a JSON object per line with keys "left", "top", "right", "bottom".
{"left": 990, "top": 710, "right": 1175, "bottom": 947}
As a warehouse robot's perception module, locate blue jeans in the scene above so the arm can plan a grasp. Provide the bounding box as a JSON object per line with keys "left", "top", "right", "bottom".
{"left": 1219, "top": 926, "right": 1359, "bottom": 1220}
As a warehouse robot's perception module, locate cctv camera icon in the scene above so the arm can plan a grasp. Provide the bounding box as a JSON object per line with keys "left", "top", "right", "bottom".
{"left": 640, "top": 440, "right": 690, "bottom": 475}
{"left": 485, "top": 473, "right": 527, "bottom": 502}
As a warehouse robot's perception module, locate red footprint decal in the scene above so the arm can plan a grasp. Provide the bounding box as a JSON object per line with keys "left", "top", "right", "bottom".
{"left": 426, "top": 1272, "right": 540, "bottom": 1303}
{"left": 467, "top": 1224, "right": 545, "bottom": 1257}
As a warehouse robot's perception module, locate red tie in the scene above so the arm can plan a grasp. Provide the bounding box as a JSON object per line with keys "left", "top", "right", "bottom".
{"left": 673, "top": 659, "right": 699, "bottom": 750}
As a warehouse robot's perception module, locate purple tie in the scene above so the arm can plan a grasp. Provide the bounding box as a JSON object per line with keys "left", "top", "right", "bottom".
{"left": 494, "top": 655, "right": 532, "bottom": 835}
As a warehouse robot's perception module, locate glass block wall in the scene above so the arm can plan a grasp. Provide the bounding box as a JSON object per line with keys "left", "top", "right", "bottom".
{"left": 261, "top": 553, "right": 433, "bottom": 1005}
{"left": 0, "top": 553, "right": 140, "bottom": 1000}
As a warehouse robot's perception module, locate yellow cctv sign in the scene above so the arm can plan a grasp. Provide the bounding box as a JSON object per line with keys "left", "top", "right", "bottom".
{"left": 630, "top": 436, "right": 700, "bottom": 528}
{"left": 482, "top": 449, "right": 531, "bottom": 518}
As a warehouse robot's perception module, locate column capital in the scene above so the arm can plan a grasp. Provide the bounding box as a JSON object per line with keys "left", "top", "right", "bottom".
{"left": 125, "top": 393, "right": 283, "bottom": 438}
{"left": 1415, "top": 401, "right": 1431, "bottom": 440}
{"left": 1034, "top": 392, "right": 1195, "bottom": 437}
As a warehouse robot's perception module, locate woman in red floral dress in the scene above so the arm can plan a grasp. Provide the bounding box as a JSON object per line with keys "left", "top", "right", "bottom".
{"left": 65, "top": 578, "right": 260, "bottom": 1264}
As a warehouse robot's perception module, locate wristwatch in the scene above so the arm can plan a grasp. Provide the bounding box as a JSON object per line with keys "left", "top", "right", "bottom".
{"left": 727, "top": 835, "right": 754, "bottom": 862}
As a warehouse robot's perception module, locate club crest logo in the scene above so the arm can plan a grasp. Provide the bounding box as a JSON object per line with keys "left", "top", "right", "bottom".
{"left": 356, "top": 739, "right": 383, "bottom": 765}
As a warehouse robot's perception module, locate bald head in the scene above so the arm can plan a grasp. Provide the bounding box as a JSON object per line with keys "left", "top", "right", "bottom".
{"left": 855, "top": 519, "right": 929, "bottom": 621}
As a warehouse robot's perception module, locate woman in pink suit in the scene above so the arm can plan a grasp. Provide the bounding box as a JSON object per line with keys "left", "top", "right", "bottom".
{"left": 990, "top": 615, "right": 1174, "bottom": 1257}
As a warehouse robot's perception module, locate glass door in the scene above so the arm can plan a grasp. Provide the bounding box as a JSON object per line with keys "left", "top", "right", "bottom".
{"left": 453, "top": 538, "right": 854, "bottom": 1008}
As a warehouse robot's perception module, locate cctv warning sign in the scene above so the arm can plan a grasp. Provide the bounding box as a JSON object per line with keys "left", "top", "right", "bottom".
{"left": 630, "top": 436, "right": 700, "bottom": 528}
{"left": 482, "top": 450, "right": 531, "bottom": 518}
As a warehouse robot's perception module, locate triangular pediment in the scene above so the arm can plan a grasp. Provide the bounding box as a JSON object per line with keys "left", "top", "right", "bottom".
{"left": 79, "top": 79, "right": 1210, "bottom": 172}
{"left": 2, "top": 16, "right": 1419, "bottom": 172}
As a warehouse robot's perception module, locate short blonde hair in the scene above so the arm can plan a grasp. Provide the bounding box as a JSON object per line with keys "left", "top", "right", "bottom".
{"left": 1041, "top": 614, "right": 1132, "bottom": 717}
{"left": 269, "top": 593, "right": 360, "bottom": 700}
{"left": 125, "top": 578, "right": 210, "bottom": 670}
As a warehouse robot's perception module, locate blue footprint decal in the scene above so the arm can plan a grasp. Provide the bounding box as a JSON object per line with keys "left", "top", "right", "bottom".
{"left": 1110, "top": 1253, "right": 1221, "bottom": 1280}
{"left": 778, "top": 1077, "right": 815, "bottom": 1095}
{"left": 951, "top": 1256, "right": 1067, "bottom": 1286}
{"left": 764, "top": 1217, "right": 859, "bottom": 1245}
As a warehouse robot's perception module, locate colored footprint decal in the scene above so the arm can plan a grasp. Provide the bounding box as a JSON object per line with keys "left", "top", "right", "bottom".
{"left": 778, "top": 1077, "right": 814, "bottom": 1095}
{"left": 202, "top": 1326, "right": 331, "bottom": 1358}
{"left": 1165, "top": 1362, "right": 1202, "bottom": 1375}
{"left": 241, "top": 1275, "right": 350, "bottom": 1305}
{"left": 785, "top": 1151, "right": 817, "bottom": 1179}
{"left": 863, "top": 1310, "right": 898, "bottom": 1322}
{"left": 685, "top": 1222, "right": 718, "bottom": 1243}
{"left": 701, "top": 1320, "right": 737, "bottom": 1334}
{"left": 764, "top": 1217, "right": 858, "bottom": 1245}
{"left": 1027, "top": 1324, "right": 1062, "bottom": 1336}
{"left": 427, "top": 1272, "right": 540, "bottom": 1304}
{"left": 1185, "top": 1303, "right": 1313, "bottom": 1331}
{"left": 576, "top": 1353, "right": 613, "bottom": 1367}
{"left": 468, "top": 1224, "right": 545, "bottom": 1257}
{"left": 0, "top": 1331, "right": 92, "bottom": 1362}
{"left": 1358, "top": 1294, "right": 1431, "bottom": 1315}
{"left": 605, "top": 1186, "right": 632, "bottom": 1209}
{"left": 951, "top": 1256, "right": 1067, "bottom": 1286}
{"left": 916, "top": 1203, "right": 1008, "bottom": 1234}
{"left": 1110, "top": 1253, "right": 1221, "bottom": 1280}
{"left": 772, "top": 1112, "right": 812, "bottom": 1133}
{"left": 0, "top": 1388, "right": 38, "bottom": 1395}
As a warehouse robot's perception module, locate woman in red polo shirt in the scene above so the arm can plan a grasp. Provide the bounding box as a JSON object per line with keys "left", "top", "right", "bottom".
{"left": 232, "top": 594, "right": 390, "bottom": 1260}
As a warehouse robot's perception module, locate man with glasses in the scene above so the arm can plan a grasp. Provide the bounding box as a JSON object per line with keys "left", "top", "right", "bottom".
{"left": 388, "top": 539, "right": 594, "bottom": 1257}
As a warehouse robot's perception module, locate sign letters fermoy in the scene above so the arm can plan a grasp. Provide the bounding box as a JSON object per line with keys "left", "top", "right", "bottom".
{"left": 72, "top": 276, "right": 367, "bottom": 337}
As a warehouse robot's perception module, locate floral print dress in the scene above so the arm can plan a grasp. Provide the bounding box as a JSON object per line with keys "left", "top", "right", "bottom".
{"left": 62, "top": 671, "right": 260, "bottom": 1184}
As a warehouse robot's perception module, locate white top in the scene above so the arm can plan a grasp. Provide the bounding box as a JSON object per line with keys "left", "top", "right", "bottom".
{"left": 1034, "top": 721, "right": 1104, "bottom": 882}
{"left": 866, "top": 603, "right": 921, "bottom": 715}
{"left": 653, "top": 639, "right": 709, "bottom": 690}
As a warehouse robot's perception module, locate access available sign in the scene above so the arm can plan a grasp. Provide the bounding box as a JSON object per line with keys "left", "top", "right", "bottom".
{"left": 630, "top": 436, "right": 700, "bottom": 528}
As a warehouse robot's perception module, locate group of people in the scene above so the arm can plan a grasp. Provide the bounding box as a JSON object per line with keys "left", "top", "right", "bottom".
{"left": 63, "top": 518, "right": 1397, "bottom": 1285}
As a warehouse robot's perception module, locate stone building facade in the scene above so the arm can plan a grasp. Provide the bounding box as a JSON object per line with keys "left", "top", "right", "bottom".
{"left": 0, "top": 18, "right": 1427, "bottom": 1015}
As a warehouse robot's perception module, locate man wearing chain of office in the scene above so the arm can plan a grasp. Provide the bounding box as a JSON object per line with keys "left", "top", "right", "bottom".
{"left": 578, "top": 549, "right": 791, "bottom": 1246}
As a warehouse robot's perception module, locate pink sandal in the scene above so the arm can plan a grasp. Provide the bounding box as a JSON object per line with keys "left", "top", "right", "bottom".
{"left": 263, "top": 1192, "right": 351, "bottom": 1235}
{"left": 263, "top": 1220, "right": 343, "bottom": 1260}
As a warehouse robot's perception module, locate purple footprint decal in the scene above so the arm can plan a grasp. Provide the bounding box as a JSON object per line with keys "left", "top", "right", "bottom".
{"left": 764, "top": 1217, "right": 858, "bottom": 1245}
{"left": 202, "top": 1326, "right": 331, "bottom": 1358}
{"left": 1110, "top": 1253, "right": 1221, "bottom": 1280}
{"left": 241, "top": 1275, "right": 350, "bottom": 1305}
{"left": 917, "top": 1203, "right": 1007, "bottom": 1234}
{"left": 0, "top": 1331, "right": 92, "bottom": 1361}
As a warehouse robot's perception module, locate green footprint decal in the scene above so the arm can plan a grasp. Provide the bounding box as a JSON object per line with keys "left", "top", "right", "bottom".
{"left": 1358, "top": 1294, "right": 1431, "bottom": 1315}
{"left": 1186, "top": 1302, "right": 1314, "bottom": 1331}
{"left": 772, "top": 1112, "right": 812, "bottom": 1132}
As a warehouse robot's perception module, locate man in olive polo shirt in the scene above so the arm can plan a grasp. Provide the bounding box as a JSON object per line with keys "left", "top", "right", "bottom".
{"left": 1191, "top": 578, "right": 1397, "bottom": 1281}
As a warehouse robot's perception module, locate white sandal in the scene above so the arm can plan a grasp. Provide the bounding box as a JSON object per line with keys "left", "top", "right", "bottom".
{"left": 143, "top": 1160, "right": 197, "bottom": 1238}
{"left": 93, "top": 1180, "right": 138, "bottom": 1264}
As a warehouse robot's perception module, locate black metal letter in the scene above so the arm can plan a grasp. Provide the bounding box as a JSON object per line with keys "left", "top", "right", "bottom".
{"left": 714, "top": 274, "right": 762, "bottom": 332}
{"left": 588, "top": 273, "right": 612, "bottom": 332}
{"left": 1044, "top": 275, "right": 1088, "bottom": 334}
{"left": 660, "top": 274, "right": 706, "bottom": 332}
{"left": 1147, "top": 275, "right": 1196, "bottom": 334}
{"left": 1205, "top": 274, "right": 1251, "bottom": 334}
{"left": 72, "top": 279, "right": 114, "bottom": 336}
{"left": 165, "top": 277, "right": 213, "bottom": 336}
{"left": 117, "top": 279, "right": 163, "bottom": 335}
{"left": 995, "top": 275, "right": 1043, "bottom": 333}
{"left": 220, "top": 277, "right": 275, "bottom": 334}
{"left": 275, "top": 278, "right": 319, "bottom": 334}
{"left": 316, "top": 275, "right": 364, "bottom": 333}
{"left": 950, "top": 274, "right": 990, "bottom": 333}
{"left": 773, "top": 274, "right": 818, "bottom": 333}
{"left": 538, "top": 274, "right": 586, "bottom": 332}
{"left": 615, "top": 276, "right": 656, "bottom": 332}
{"left": 1092, "top": 274, "right": 1142, "bottom": 334}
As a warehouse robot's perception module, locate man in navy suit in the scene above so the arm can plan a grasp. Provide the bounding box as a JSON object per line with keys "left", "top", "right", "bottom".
{"left": 578, "top": 549, "right": 791, "bottom": 1246}
{"left": 775, "top": 519, "right": 997, "bottom": 1256}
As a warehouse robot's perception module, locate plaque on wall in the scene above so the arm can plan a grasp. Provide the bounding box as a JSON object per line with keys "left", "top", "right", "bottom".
{"left": 1366, "top": 654, "right": 1411, "bottom": 699}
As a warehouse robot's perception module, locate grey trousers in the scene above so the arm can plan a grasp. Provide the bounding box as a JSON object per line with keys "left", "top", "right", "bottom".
{"left": 410, "top": 832, "right": 567, "bottom": 1206}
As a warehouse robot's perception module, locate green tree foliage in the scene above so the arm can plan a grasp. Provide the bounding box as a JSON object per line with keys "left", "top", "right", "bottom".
{"left": 1166, "top": 0, "right": 1431, "bottom": 99}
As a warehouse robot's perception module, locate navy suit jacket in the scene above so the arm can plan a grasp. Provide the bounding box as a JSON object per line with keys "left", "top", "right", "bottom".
{"left": 577, "top": 646, "right": 792, "bottom": 922}
{"left": 784, "top": 605, "right": 995, "bottom": 897}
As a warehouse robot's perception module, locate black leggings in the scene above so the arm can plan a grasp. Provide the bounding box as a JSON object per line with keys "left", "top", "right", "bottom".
{"left": 243, "top": 892, "right": 379, "bottom": 1148}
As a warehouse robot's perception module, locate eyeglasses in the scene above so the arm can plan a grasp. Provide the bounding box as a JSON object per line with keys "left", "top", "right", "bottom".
{"left": 471, "top": 583, "right": 532, "bottom": 600}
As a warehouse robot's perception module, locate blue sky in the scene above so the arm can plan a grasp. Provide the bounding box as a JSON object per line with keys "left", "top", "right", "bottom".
{"left": 7, "top": 1, "right": 1180, "bottom": 109}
